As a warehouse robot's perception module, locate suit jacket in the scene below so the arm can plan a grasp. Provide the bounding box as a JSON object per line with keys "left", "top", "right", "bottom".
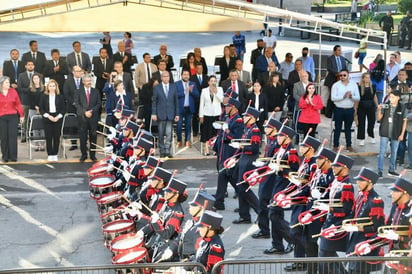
{"left": 21, "top": 51, "right": 47, "bottom": 74}
{"left": 74, "top": 86, "right": 101, "bottom": 122}
{"left": 63, "top": 75, "right": 84, "bottom": 113}
{"left": 66, "top": 51, "right": 92, "bottom": 72}
{"left": 134, "top": 62, "right": 158, "bottom": 89}
{"left": 113, "top": 52, "right": 134, "bottom": 73}
{"left": 153, "top": 54, "right": 175, "bottom": 72}
{"left": 39, "top": 93, "right": 66, "bottom": 117}
{"left": 190, "top": 74, "right": 209, "bottom": 94}
{"left": 152, "top": 83, "right": 179, "bottom": 120}
{"left": 17, "top": 71, "right": 43, "bottom": 105}
{"left": 43, "top": 59, "right": 69, "bottom": 91}
{"left": 324, "top": 54, "right": 347, "bottom": 88}
{"left": 2, "top": 60, "right": 25, "bottom": 84}
{"left": 152, "top": 71, "right": 174, "bottom": 83}
{"left": 218, "top": 57, "right": 236, "bottom": 83}
{"left": 221, "top": 79, "right": 248, "bottom": 111}
{"left": 293, "top": 81, "right": 308, "bottom": 108}
{"left": 195, "top": 57, "right": 208, "bottom": 75}
{"left": 93, "top": 57, "right": 114, "bottom": 92}
{"left": 237, "top": 70, "right": 251, "bottom": 84}
{"left": 250, "top": 47, "right": 264, "bottom": 82}
{"left": 255, "top": 54, "right": 280, "bottom": 74}
{"left": 108, "top": 90, "right": 133, "bottom": 115}
{"left": 247, "top": 92, "right": 268, "bottom": 122}
{"left": 287, "top": 70, "right": 313, "bottom": 93}
{"left": 117, "top": 72, "right": 135, "bottom": 96}
{"left": 175, "top": 80, "right": 199, "bottom": 114}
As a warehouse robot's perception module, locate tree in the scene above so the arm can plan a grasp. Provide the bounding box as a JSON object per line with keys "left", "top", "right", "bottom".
{"left": 399, "top": 0, "right": 412, "bottom": 13}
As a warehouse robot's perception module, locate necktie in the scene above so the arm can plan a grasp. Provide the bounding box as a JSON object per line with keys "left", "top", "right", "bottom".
{"left": 13, "top": 61, "right": 18, "bottom": 81}
{"left": 76, "top": 78, "right": 80, "bottom": 89}
{"left": 54, "top": 61, "right": 58, "bottom": 67}
{"left": 32, "top": 53, "right": 36, "bottom": 61}
{"left": 164, "top": 85, "right": 168, "bottom": 97}
{"left": 232, "top": 81, "right": 237, "bottom": 92}
{"left": 86, "top": 89, "right": 90, "bottom": 105}
{"left": 77, "top": 54, "right": 82, "bottom": 67}
{"left": 198, "top": 75, "right": 202, "bottom": 83}
{"left": 146, "top": 63, "right": 151, "bottom": 81}
{"left": 29, "top": 72, "right": 33, "bottom": 79}
{"left": 336, "top": 56, "right": 342, "bottom": 72}
{"left": 103, "top": 59, "right": 106, "bottom": 70}
{"left": 121, "top": 52, "right": 124, "bottom": 57}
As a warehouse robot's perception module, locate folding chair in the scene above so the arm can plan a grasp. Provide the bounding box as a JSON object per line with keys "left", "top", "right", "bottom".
{"left": 213, "top": 55, "right": 223, "bottom": 82}
{"left": 60, "top": 113, "right": 80, "bottom": 159}
{"left": 27, "top": 115, "right": 46, "bottom": 160}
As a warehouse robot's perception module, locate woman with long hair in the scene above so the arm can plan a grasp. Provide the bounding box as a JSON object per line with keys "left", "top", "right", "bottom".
{"left": 39, "top": 79, "right": 65, "bottom": 161}
{"left": 28, "top": 73, "right": 45, "bottom": 151}
{"left": 356, "top": 72, "right": 378, "bottom": 146}
{"left": 123, "top": 32, "right": 134, "bottom": 54}
{"left": 199, "top": 75, "right": 223, "bottom": 155}
{"left": 247, "top": 81, "right": 268, "bottom": 132}
{"left": 370, "top": 59, "right": 386, "bottom": 104}
{"left": 297, "top": 82, "right": 323, "bottom": 137}
{"left": 369, "top": 53, "right": 382, "bottom": 71}
{"left": 182, "top": 52, "right": 197, "bottom": 76}
{"left": 219, "top": 46, "right": 235, "bottom": 84}
{"left": 0, "top": 76, "right": 24, "bottom": 162}
{"left": 262, "top": 72, "right": 285, "bottom": 121}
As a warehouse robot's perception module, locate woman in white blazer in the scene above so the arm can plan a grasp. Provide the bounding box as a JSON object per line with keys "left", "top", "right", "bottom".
{"left": 199, "top": 76, "right": 223, "bottom": 155}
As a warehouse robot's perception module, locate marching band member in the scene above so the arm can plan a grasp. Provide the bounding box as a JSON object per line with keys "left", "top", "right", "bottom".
{"left": 106, "top": 108, "right": 134, "bottom": 154}
{"left": 284, "top": 135, "right": 321, "bottom": 272}
{"left": 195, "top": 210, "right": 225, "bottom": 274}
{"left": 214, "top": 98, "right": 243, "bottom": 210}
{"left": 305, "top": 147, "right": 336, "bottom": 274}
{"left": 231, "top": 105, "right": 261, "bottom": 224}
{"left": 317, "top": 154, "right": 355, "bottom": 274}
{"left": 346, "top": 168, "right": 385, "bottom": 274}
{"left": 252, "top": 117, "right": 282, "bottom": 239}
{"left": 264, "top": 126, "right": 299, "bottom": 255}
{"left": 178, "top": 189, "right": 215, "bottom": 260}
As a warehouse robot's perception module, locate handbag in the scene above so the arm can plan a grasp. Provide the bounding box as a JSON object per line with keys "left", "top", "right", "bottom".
{"left": 354, "top": 50, "right": 359, "bottom": 59}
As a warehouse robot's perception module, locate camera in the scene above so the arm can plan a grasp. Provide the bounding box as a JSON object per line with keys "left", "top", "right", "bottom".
{"left": 382, "top": 104, "right": 389, "bottom": 109}
{"left": 111, "top": 74, "right": 116, "bottom": 82}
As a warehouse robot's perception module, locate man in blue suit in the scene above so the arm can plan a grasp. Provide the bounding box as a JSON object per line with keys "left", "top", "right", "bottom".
{"left": 152, "top": 71, "right": 179, "bottom": 158}
{"left": 255, "top": 47, "right": 280, "bottom": 82}
{"left": 176, "top": 69, "right": 199, "bottom": 148}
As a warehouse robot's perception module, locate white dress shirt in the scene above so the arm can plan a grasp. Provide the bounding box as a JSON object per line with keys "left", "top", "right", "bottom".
{"left": 199, "top": 87, "right": 224, "bottom": 117}
{"left": 331, "top": 80, "right": 360, "bottom": 108}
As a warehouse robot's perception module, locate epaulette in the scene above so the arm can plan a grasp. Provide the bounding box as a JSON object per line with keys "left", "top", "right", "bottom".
{"left": 236, "top": 118, "right": 243, "bottom": 122}
{"left": 211, "top": 244, "right": 223, "bottom": 253}
{"left": 252, "top": 127, "right": 260, "bottom": 132}
{"left": 289, "top": 148, "right": 297, "bottom": 154}
{"left": 342, "top": 183, "right": 353, "bottom": 190}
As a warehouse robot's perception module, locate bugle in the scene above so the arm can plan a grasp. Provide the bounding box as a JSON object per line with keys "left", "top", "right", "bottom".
{"left": 313, "top": 199, "right": 343, "bottom": 208}
{"left": 268, "top": 196, "right": 309, "bottom": 209}
{"left": 207, "top": 136, "right": 217, "bottom": 147}
{"left": 347, "top": 237, "right": 387, "bottom": 256}
{"left": 231, "top": 139, "right": 251, "bottom": 146}
{"left": 290, "top": 208, "right": 328, "bottom": 228}
{"left": 238, "top": 166, "right": 276, "bottom": 186}
{"left": 288, "top": 172, "right": 309, "bottom": 186}
{"left": 385, "top": 250, "right": 412, "bottom": 273}
{"left": 219, "top": 153, "right": 241, "bottom": 172}
{"left": 313, "top": 217, "right": 373, "bottom": 239}
{"left": 377, "top": 225, "right": 410, "bottom": 237}
{"left": 312, "top": 224, "right": 347, "bottom": 239}
{"left": 342, "top": 217, "right": 373, "bottom": 227}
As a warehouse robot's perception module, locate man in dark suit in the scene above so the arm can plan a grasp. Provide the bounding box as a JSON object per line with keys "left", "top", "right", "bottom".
{"left": 255, "top": 47, "right": 280, "bottom": 82}
{"left": 152, "top": 71, "right": 179, "bottom": 158}
{"left": 2, "top": 49, "right": 25, "bottom": 89}
{"left": 176, "top": 69, "right": 199, "bottom": 147}
{"left": 43, "top": 49, "right": 68, "bottom": 92}
{"left": 21, "top": 40, "right": 47, "bottom": 75}
{"left": 17, "top": 60, "right": 42, "bottom": 142}
{"left": 153, "top": 44, "right": 175, "bottom": 72}
{"left": 221, "top": 69, "right": 248, "bottom": 111}
{"left": 74, "top": 74, "right": 101, "bottom": 162}
{"left": 93, "top": 48, "right": 114, "bottom": 96}
{"left": 250, "top": 39, "right": 265, "bottom": 83}
{"left": 112, "top": 41, "right": 134, "bottom": 74}
{"left": 66, "top": 41, "right": 92, "bottom": 73}
{"left": 152, "top": 60, "right": 174, "bottom": 83}
{"left": 190, "top": 63, "right": 208, "bottom": 137}
{"left": 113, "top": 61, "right": 135, "bottom": 101}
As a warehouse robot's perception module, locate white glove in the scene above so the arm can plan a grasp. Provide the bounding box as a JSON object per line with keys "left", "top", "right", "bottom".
{"left": 124, "top": 188, "right": 130, "bottom": 199}
{"left": 252, "top": 160, "right": 265, "bottom": 167}
{"left": 107, "top": 132, "right": 116, "bottom": 141}
{"left": 229, "top": 142, "right": 240, "bottom": 149}
{"left": 123, "top": 170, "right": 131, "bottom": 181}
{"left": 300, "top": 212, "right": 313, "bottom": 224}
{"left": 342, "top": 224, "right": 359, "bottom": 232}
{"left": 311, "top": 188, "right": 322, "bottom": 200}
{"left": 104, "top": 145, "right": 113, "bottom": 153}
{"left": 106, "top": 164, "right": 114, "bottom": 172}
{"left": 130, "top": 201, "right": 142, "bottom": 211}
{"left": 111, "top": 153, "right": 117, "bottom": 161}
{"left": 136, "top": 230, "right": 144, "bottom": 239}
{"left": 268, "top": 162, "right": 280, "bottom": 172}
{"left": 159, "top": 247, "right": 173, "bottom": 262}
{"left": 222, "top": 123, "right": 228, "bottom": 131}
{"left": 113, "top": 179, "right": 123, "bottom": 188}
{"left": 212, "top": 122, "right": 223, "bottom": 129}
{"left": 383, "top": 230, "right": 399, "bottom": 241}
{"left": 120, "top": 160, "right": 128, "bottom": 169}
{"left": 109, "top": 126, "right": 117, "bottom": 135}
{"left": 151, "top": 212, "right": 160, "bottom": 223}
{"left": 314, "top": 202, "right": 330, "bottom": 212}
{"left": 355, "top": 242, "right": 372, "bottom": 256}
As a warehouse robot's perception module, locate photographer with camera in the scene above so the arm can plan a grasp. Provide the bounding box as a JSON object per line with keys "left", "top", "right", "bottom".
{"left": 376, "top": 90, "right": 408, "bottom": 177}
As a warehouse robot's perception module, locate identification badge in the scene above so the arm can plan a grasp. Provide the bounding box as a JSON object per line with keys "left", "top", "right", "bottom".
{"left": 388, "top": 117, "right": 393, "bottom": 123}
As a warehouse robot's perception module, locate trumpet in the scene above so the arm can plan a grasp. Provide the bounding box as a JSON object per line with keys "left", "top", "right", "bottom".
{"left": 313, "top": 217, "right": 373, "bottom": 239}
{"left": 268, "top": 196, "right": 309, "bottom": 209}
{"left": 313, "top": 199, "right": 343, "bottom": 208}
{"left": 219, "top": 153, "right": 241, "bottom": 172}
{"left": 347, "top": 237, "right": 388, "bottom": 256}
{"left": 290, "top": 208, "right": 328, "bottom": 228}
{"left": 231, "top": 139, "right": 251, "bottom": 146}
{"left": 288, "top": 172, "right": 309, "bottom": 186}
{"left": 385, "top": 250, "right": 412, "bottom": 273}
{"left": 342, "top": 217, "right": 373, "bottom": 227}
{"left": 254, "top": 158, "right": 288, "bottom": 163}
{"left": 377, "top": 225, "right": 410, "bottom": 237}
{"left": 237, "top": 166, "right": 276, "bottom": 191}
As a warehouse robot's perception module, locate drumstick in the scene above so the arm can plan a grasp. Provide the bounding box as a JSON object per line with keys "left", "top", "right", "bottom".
{"left": 97, "top": 130, "right": 108, "bottom": 137}
{"left": 90, "top": 148, "right": 105, "bottom": 151}
{"left": 112, "top": 165, "right": 136, "bottom": 179}
{"left": 92, "top": 142, "right": 105, "bottom": 149}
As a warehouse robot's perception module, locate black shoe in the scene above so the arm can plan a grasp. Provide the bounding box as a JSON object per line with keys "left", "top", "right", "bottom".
{"left": 252, "top": 231, "right": 270, "bottom": 239}
{"left": 284, "top": 243, "right": 294, "bottom": 254}
{"left": 284, "top": 263, "right": 307, "bottom": 271}
{"left": 263, "top": 247, "right": 285, "bottom": 255}
{"left": 69, "top": 145, "right": 78, "bottom": 151}
{"left": 234, "top": 208, "right": 239, "bottom": 213}
{"left": 79, "top": 155, "right": 87, "bottom": 162}
{"left": 224, "top": 192, "right": 228, "bottom": 198}
{"left": 233, "top": 193, "right": 238, "bottom": 199}
{"left": 21, "top": 138, "right": 26, "bottom": 143}
{"left": 90, "top": 156, "right": 97, "bottom": 161}
{"left": 167, "top": 154, "right": 173, "bottom": 158}
{"left": 232, "top": 218, "right": 251, "bottom": 224}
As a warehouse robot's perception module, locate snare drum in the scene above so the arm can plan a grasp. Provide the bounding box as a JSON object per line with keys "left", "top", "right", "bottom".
{"left": 89, "top": 174, "right": 115, "bottom": 200}
{"left": 103, "top": 219, "right": 136, "bottom": 248}
{"left": 87, "top": 164, "right": 109, "bottom": 177}
{"left": 96, "top": 191, "right": 127, "bottom": 215}
{"left": 100, "top": 205, "right": 127, "bottom": 224}
{"left": 112, "top": 246, "right": 148, "bottom": 264}
{"left": 110, "top": 233, "right": 145, "bottom": 255}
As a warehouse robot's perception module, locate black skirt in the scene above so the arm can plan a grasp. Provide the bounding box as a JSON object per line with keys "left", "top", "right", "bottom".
{"left": 200, "top": 115, "right": 219, "bottom": 143}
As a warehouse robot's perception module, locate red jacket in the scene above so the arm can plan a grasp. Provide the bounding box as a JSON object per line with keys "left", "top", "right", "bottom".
{"left": 0, "top": 88, "right": 24, "bottom": 117}
{"left": 298, "top": 94, "right": 323, "bottom": 124}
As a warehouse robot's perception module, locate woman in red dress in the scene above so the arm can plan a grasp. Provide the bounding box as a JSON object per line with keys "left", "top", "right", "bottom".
{"left": 298, "top": 83, "right": 324, "bottom": 137}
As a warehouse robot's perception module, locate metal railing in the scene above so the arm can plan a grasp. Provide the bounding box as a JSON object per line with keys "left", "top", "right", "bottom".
{"left": 0, "top": 262, "right": 207, "bottom": 274}
{"left": 211, "top": 257, "right": 412, "bottom": 274}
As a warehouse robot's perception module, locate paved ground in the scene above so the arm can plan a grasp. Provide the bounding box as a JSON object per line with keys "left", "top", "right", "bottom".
{"left": 0, "top": 27, "right": 411, "bottom": 271}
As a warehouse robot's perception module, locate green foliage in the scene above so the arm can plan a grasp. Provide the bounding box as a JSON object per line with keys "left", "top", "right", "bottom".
{"left": 399, "top": 0, "right": 412, "bottom": 13}
{"left": 359, "top": 11, "right": 375, "bottom": 27}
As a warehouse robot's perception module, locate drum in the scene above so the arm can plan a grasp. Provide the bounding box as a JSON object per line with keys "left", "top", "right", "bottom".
{"left": 103, "top": 219, "right": 136, "bottom": 248}
{"left": 100, "top": 205, "right": 127, "bottom": 225}
{"left": 96, "top": 191, "right": 128, "bottom": 215}
{"left": 112, "top": 246, "right": 148, "bottom": 265}
{"left": 89, "top": 174, "right": 115, "bottom": 200}
{"left": 87, "top": 164, "right": 109, "bottom": 177}
{"left": 110, "top": 233, "right": 145, "bottom": 256}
